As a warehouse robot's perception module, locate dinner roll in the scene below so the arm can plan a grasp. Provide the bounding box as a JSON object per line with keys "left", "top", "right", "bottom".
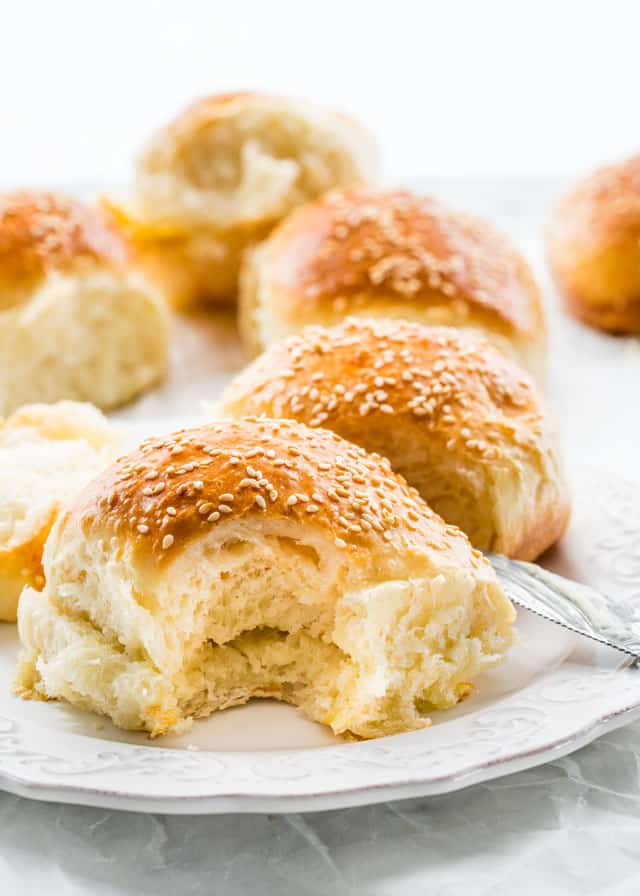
{"left": 112, "top": 92, "right": 377, "bottom": 307}
{"left": 547, "top": 154, "right": 640, "bottom": 333}
{"left": 239, "top": 187, "right": 545, "bottom": 380}
{"left": 220, "top": 319, "right": 569, "bottom": 560}
{"left": 16, "top": 419, "right": 514, "bottom": 739}
{"left": 0, "top": 402, "right": 120, "bottom": 622}
{"left": 0, "top": 191, "right": 169, "bottom": 415}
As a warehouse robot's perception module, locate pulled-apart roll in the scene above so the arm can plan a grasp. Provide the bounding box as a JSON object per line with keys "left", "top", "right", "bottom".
{"left": 110, "top": 92, "right": 377, "bottom": 307}
{"left": 0, "top": 402, "right": 120, "bottom": 622}
{"left": 239, "top": 187, "right": 545, "bottom": 381}
{"left": 0, "top": 191, "right": 169, "bottom": 415}
{"left": 16, "top": 419, "right": 514, "bottom": 739}
{"left": 220, "top": 318, "right": 569, "bottom": 560}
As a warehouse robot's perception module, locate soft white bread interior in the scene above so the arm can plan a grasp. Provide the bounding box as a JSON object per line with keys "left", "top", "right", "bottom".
{"left": 239, "top": 187, "right": 546, "bottom": 381}
{"left": 0, "top": 191, "right": 170, "bottom": 415}
{"left": 220, "top": 319, "right": 569, "bottom": 560}
{"left": 113, "top": 92, "right": 377, "bottom": 306}
{"left": 0, "top": 402, "right": 120, "bottom": 622}
{"left": 16, "top": 419, "right": 514, "bottom": 739}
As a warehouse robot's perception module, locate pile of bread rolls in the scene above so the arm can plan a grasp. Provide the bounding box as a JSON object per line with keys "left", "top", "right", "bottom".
{"left": 5, "top": 88, "right": 634, "bottom": 742}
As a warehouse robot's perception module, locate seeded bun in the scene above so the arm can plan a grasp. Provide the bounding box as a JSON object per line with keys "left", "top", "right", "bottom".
{"left": 547, "top": 154, "right": 640, "bottom": 333}
{"left": 0, "top": 401, "right": 120, "bottom": 622}
{"left": 239, "top": 187, "right": 545, "bottom": 381}
{"left": 0, "top": 191, "right": 169, "bottom": 415}
{"left": 17, "top": 418, "right": 514, "bottom": 739}
{"left": 109, "top": 92, "right": 377, "bottom": 307}
{"left": 221, "top": 319, "right": 569, "bottom": 560}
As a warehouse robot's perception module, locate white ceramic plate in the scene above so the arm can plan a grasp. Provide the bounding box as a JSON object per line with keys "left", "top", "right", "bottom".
{"left": 1, "top": 466, "right": 639, "bottom": 814}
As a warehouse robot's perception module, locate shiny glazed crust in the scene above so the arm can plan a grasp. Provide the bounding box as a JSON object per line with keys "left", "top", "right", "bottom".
{"left": 69, "top": 417, "right": 482, "bottom": 569}
{"left": 239, "top": 187, "right": 545, "bottom": 378}
{"left": 221, "top": 319, "right": 569, "bottom": 559}
{"left": 0, "top": 191, "right": 129, "bottom": 309}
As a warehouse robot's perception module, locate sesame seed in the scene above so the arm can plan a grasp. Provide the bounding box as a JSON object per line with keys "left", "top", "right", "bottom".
{"left": 208, "top": 511, "right": 220, "bottom": 522}
{"left": 287, "top": 495, "right": 298, "bottom": 506}
{"left": 162, "top": 534, "right": 174, "bottom": 550}
{"left": 198, "top": 502, "right": 214, "bottom": 515}
{"left": 166, "top": 506, "right": 177, "bottom": 516}
{"left": 254, "top": 494, "right": 267, "bottom": 509}
{"left": 219, "top": 493, "right": 234, "bottom": 502}
{"left": 218, "top": 504, "right": 232, "bottom": 514}
{"left": 137, "top": 524, "right": 149, "bottom": 534}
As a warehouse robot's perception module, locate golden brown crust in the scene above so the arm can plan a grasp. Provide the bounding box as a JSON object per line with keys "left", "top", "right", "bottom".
{"left": 509, "top": 498, "right": 570, "bottom": 563}
{"left": 258, "top": 187, "right": 543, "bottom": 336}
{"left": 70, "top": 418, "right": 482, "bottom": 568}
{"left": 0, "top": 511, "right": 50, "bottom": 592}
{"left": 0, "top": 191, "right": 130, "bottom": 309}
{"left": 220, "top": 319, "right": 569, "bottom": 560}
{"left": 103, "top": 196, "right": 274, "bottom": 308}
{"left": 547, "top": 155, "right": 640, "bottom": 333}
{"left": 223, "top": 318, "right": 543, "bottom": 454}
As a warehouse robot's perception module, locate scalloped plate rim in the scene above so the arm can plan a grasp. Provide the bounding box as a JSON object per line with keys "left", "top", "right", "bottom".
{"left": 2, "top": 460, "right": 639, "bottom": 813}
{"left": 0, "top": 688, "right": 639, "bottom": 814}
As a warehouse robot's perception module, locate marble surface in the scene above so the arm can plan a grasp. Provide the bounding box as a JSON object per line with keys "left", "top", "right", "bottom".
{"left": 2, "top": 179, "right": 640, "bottom": 894}
{"left": 4, "top": 730, "right": 640, "bottom": 895}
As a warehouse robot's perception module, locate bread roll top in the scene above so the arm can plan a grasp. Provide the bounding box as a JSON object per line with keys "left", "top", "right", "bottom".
{"left": 0, "top": 191, "right": 129, "bottom": 308}
{"left": 264, "top": 188, "right": 539, "bottom": 330}
{"left": 68, "top": 417, "right": 485, "bottom": 572}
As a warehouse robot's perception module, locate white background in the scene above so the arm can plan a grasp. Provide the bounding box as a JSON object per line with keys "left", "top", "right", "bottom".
{"left": 1, "top": 0, "right": 638, "bottom": 188}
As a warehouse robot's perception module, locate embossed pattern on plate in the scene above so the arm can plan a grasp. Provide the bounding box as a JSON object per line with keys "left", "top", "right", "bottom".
{"left": 1, "top": 468, "right": 639, "bottom": 814}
